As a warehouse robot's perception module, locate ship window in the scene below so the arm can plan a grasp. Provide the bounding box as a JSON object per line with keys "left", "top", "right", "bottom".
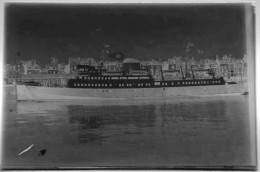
{"left": 79, "top": 76, "right": 82, "bottom": 79}
{"left": 81, "top": 84, "right": 83, "bottom": 86}
{"left": 130, "top": 84, "right": 132, "bottom": 86}
{"left": 74, "top": 83, "right": 76, "bottom": 86}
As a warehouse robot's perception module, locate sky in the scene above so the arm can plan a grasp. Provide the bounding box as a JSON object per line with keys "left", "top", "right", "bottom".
{"left": 4, "top": 3, "right": 254, "bottom": 65}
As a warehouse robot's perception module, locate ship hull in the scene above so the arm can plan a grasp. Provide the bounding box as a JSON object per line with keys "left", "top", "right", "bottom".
{"left": 17, "top": 84, "right": 248, "bottom": 101}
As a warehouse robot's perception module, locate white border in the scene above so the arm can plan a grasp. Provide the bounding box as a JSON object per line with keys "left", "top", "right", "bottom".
{"left": 0, "top": 0, "right": 257, "bottom": 171}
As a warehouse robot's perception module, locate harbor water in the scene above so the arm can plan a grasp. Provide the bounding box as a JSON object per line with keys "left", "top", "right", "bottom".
{"left": 2, "top": 86, "right": 256, "bottom": 169}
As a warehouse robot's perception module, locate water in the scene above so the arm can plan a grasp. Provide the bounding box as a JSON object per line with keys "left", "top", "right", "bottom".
{"left": 2, "top": 92, "right": 256, "bottom": 169}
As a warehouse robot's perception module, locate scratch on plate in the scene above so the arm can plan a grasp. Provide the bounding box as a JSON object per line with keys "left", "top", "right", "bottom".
{"left": 18, "top": 144, "right": 34, "bottom": 155}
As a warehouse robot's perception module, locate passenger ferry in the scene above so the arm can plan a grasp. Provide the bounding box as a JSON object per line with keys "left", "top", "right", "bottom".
{"left": 67, "top": 63, "right": 226, "bottom": 89}
{"left": 16, "top": 58, "right": 247, "bottom": 101}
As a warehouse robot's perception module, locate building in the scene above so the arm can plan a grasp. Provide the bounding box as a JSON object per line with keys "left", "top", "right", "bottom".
{"left": 21, "top": 59, "right": 42, "bottom": 75}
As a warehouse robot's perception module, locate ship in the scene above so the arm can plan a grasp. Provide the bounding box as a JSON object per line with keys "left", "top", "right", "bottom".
{"left": 16, "top": 58, "right": 247, "bottom": 101}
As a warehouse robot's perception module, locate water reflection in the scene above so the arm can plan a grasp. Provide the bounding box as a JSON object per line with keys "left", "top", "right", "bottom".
{"left": 3, "top": 95, "right": 254, "bottom": 168}
{"left": 68, "top": 105, "right": 156, "bottom": 144}
{"left": 66, "top": 98, "right": 230, "bottom": 144}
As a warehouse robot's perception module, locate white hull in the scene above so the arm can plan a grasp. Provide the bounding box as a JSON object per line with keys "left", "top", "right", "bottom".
{"left": 16, "top": 84, "right": 248, "bottom": 101}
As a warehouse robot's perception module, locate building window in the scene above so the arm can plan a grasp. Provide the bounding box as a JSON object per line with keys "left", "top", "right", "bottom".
{"left": 85, "top": 77, "right": 87, "bottom": 80}
{"left": 74, "top": 83, "right": 76, "bottom": 86}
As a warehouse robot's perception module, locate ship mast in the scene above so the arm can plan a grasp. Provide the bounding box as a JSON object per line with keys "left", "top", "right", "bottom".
{"left": 184, "top": 41, "right": 194, "bottom": 79}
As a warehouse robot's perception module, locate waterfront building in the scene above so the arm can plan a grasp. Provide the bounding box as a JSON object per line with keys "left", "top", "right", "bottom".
{"left": 21, "top": 59, "right": 42, "bottom": 75}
